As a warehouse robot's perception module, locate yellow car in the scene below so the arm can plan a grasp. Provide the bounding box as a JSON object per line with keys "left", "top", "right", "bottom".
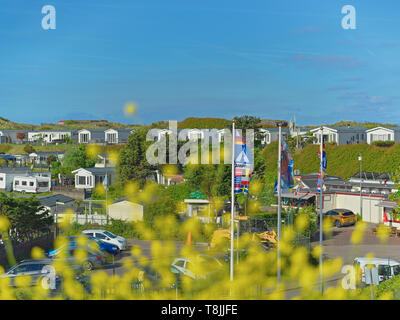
{"left": 322, "top": 209, "right": 357, "bottom": 228}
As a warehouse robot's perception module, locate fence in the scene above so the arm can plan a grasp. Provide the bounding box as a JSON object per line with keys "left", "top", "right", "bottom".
{"left": 0, "top": 231, "right": 54, "bottom": 268}
{"left": 56, "top": 213, "right": 108, "bottom": 226}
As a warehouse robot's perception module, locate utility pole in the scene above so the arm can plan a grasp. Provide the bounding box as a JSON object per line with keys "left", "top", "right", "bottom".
{"left": 230, "top": 121, "right": 235, "bottom": 281}
{"left": 277, "top": 123, "right": 282, "bottom": 286}
{"left": 319, "top": 127, "right": 324, "bottom": 294}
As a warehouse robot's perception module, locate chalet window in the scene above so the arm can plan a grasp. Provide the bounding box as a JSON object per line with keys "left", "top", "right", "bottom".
{"left": 78, "top": 176, "right": 86, "bottom": 185}
{"left": 106, "top": 133, "right": 117, "bottom": 143}
{"left": 80, "top": 133, "right": 89, "bottom": 143}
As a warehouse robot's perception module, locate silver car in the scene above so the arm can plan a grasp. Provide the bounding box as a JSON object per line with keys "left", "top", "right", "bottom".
{"left": 48, "top": 246, "right": 106, "bottom": 271}
{"left": 0, "top": 259, "right": 63, "bottom": 288}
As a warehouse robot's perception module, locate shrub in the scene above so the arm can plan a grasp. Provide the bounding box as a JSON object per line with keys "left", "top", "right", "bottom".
{"left": 372, "top": 140, "right": 395, "bottom": 147}
{"left": 23, "top": 144, "right": 35, "bottom": 154}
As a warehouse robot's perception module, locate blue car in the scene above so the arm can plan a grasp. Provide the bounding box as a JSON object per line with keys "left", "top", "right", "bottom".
{"left": 84, "top": 235, "right": 120, "bottom": 255}
{"left": 47, "top": 236, "right": 120, "bottom": 257}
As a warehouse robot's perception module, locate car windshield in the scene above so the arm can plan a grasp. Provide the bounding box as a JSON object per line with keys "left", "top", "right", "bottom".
{"left": 7, "top": 264, "right": 18, "bottom": 273}
{"left": 342, "top": 212, "right": 353, "bottom": 216}
{"left": 103, "top": 231, "right": 117, "bottom": 239}
{"left": 393, "top": 265, "right": 400, "bottom": 276}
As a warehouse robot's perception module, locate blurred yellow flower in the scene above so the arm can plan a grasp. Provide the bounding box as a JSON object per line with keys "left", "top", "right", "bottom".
{"left": 0, "top": 215, "right": 10, "bottom": 232}
{"left": 124, "top": 102, "right": 137, "bottom": 116}
{"left": 31, "top": 246, "right": 44, "bottom": 259}
{"left": 351, "top": 221, "right": 367, "bottom": 244}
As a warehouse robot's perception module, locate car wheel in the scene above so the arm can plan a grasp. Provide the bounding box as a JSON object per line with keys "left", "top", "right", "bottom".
{"left": 335, "top": 220, "right": 341, "bottom": 228}
{"left": 82, "top": 260, "right": 94, "bottom": 271}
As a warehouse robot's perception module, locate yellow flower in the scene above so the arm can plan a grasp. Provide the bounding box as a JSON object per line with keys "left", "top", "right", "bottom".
{"left": 31, "top": 246, "right": 44, "bottom": 259}
{"left": 376, "top": 224, "right": 390, "bottom": 243}
{"left": 86, "top": 144, "right": 100, "bottom": 159}
{"left": 124, "top": 102, "right": 137, "bottom": 116}
{"left": 295, "top": 214, "right": 309, "bottom": 233}
{"left": 351, "top": 221, "right": 367, "bottom": 244}
{"left": 0, "top": 215, "right": 10, "bottom": 232}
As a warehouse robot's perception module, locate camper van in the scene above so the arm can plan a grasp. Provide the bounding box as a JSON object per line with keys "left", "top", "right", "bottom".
{"left": 13, "top": 176, "right": 51, "bottom": 194}
{"left": 353, "top": 257, "right": 400, "bottom": 284}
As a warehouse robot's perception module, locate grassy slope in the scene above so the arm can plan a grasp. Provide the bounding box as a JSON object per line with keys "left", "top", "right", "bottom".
{"left": 1, "top": 144, "right": 124, "bottom": 155}
{"left": 263, "top": 142, "right": 400, "bottom": 180}
{"left": 178, "top": 117, "right": 231, "bottom": 129}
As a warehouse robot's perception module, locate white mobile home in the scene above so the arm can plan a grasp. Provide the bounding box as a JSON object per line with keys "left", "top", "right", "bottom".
{"left": 28, "top": 130, "right": 75, "bottom": 144}
{"left": 13, "top": 175, "right": 51, "bottom": 193}
{"left": 72, "top": 167, "right": 116, "bottom": 190}
{"left": 104, "top": 129, "right": 134, "bottom": 144}
{"left": 366, "top": 127, "right": 400, "bottom": 144}
{"left": 259, "top": 128, "right": 289, "bottom": 145}
{"left": 0, "top": 168, "right": 32, "bottom": 191}
{"left": 310, "top": 126, "right": 367, "bottom": 145}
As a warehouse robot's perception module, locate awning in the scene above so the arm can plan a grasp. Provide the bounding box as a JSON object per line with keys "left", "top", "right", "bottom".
{"left": 375, "top": 200, "right": 398, "bottom": 209}
{"left": 276, "top": 193, "right": 315, "bottom": 200}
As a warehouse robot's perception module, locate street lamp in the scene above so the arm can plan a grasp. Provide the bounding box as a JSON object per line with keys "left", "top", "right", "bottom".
{"left": 358, "top": 153, "right": 363, "bottom": 219}
{"left": 55, "top": 201, "right": 64, "bottom": 237}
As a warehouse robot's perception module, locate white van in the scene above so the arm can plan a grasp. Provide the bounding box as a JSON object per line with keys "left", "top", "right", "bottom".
{"left": 13, "top": 176, "right": 51, "bottom": 193}
{"left": 353, "top": 257, "right": 400, "bottom": 284}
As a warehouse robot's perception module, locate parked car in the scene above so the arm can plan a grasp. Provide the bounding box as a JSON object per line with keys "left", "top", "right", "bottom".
{"left": 170, "top": 254, "right": 224, "bottom": 280}
{"left": 354, "top": 257, "right": 400, "bottom": 284}
{"left": 0, "top": 259, "right": 82, "bottom": 288}
{"left": 66, "top": 235, "right": 120, "bottom": 255}
{"left": 84, "top": 235, "right": 120, "bottom": 255}
{"left": 319, "top": 209, "right": 357, "bottom": 227}
{"left": 47, "top": 245, "right": 106, "bottom": 271}
{"left": 81, "top": 229, "right": 127, "bottom": 251}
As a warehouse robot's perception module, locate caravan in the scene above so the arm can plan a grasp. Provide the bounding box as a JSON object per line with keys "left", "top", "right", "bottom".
{"left": 13, "top": 176, "right": 51, "bottom": 194}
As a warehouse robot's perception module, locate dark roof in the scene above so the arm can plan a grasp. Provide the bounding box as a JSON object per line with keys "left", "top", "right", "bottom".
{"left": 84, "top": 167, "right": 116, "bottom": 174}
{"left": 300, "top": 174, "right": 348, "bottom": 190}
{"left": 0, "top": 167, "right": 32, "bottom": 174}
{"left": 351, "top": 172, "right": 392, "bottom": 181}
{"left": 311, "top": 126, "right": 368, "bottom": 132}
{"left": 39, "top": 194, "right": 75, "bottom": 207}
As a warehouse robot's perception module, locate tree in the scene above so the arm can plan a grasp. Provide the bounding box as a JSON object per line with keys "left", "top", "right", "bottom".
{"left": 62, "top": 145, "right": 96, "bottom": 171}
{"left": 389, "top": 172, "right": 400, "bottom": 221}
{"left": 143, "top": 184, "right": 177, "bottom": 226}
{"left": 23, "top": 144, "right": 35, "bottom": 154}
{"left": 118, "top": 127, "right": 155, "bottom": 187}
{"left": 0, "top": 194, "right": 53, "bottom": 242}
{"left": 184, "top": 163, "right": 231, "bottom": 199}
{"left": 232, "top": 115, "right": 263, "bottom": 146}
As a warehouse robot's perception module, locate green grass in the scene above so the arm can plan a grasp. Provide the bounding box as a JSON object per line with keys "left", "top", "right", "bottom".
{"left": 263, "top": 141, "right": 400, "bottom": 180}
{"left": 0, "top": 191, "right": 53, "bottom": 197}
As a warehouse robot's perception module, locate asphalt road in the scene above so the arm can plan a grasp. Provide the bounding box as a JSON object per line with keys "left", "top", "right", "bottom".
{"left": 89, "top": 223, "right": 400, "bottom": 299}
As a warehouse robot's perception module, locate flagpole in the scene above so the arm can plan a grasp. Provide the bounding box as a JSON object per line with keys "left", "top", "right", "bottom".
{"left": 277, "top": 123, "right": 282, "bottom": 286}
{"left": 230, "top": 121, "right": 235, "bottom": 281}
{"left": 319, "top": 126, "right": 324, "bottom": 294}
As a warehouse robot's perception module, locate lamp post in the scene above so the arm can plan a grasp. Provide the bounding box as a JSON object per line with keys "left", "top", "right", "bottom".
{"left": 55, "top": 201, "right": 64, "bottom": 237}
{"left": 277, "top": 122, "right": 282, "bottom": 286}
{"left": 358, "top": 153, "right": 363, "bottom": 219}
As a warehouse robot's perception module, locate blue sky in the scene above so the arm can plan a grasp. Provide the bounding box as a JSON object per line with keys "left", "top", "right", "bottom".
{"left": 1, "top": 0, "right": 400, "bottom": 126}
